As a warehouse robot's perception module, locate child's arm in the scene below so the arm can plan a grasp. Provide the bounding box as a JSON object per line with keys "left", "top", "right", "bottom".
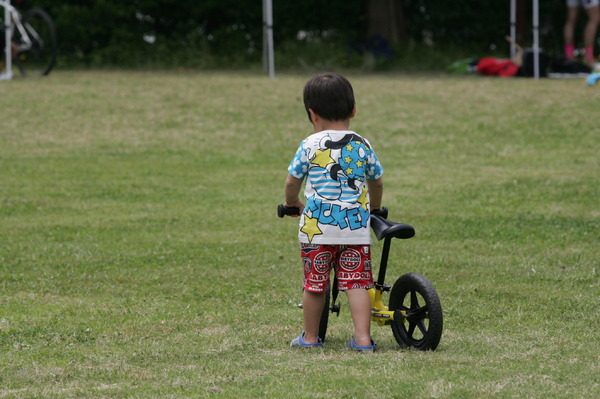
{"left": 284, "top": 174, "right": 305, "bottom": 216}
{"left": 367, "top": 177, "right": 383, "bottom": 211}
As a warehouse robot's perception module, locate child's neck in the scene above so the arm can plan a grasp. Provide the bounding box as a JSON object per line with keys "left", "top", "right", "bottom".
{"left": 312, "top": 119, "right": 350, "bottom": 132}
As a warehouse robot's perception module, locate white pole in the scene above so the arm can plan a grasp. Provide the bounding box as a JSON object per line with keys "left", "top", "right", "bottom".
{"left": 265, "top": 0, "right": 275, "bottom": 79}
{"left": 532, "top": 0, "right": 540, "bottom": 79}
{"left": 510, "top": 0, "right": 516, "bottom": 59}
{"left": 1, "top": 0, "right": 13, "bottom": 81}
{"left": 262, "top": 0, "right": 267, "bottom": 73}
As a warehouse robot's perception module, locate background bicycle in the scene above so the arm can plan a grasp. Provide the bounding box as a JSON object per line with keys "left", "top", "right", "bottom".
{"left": 1, "top": 0, "right": 57, "bottom": 78}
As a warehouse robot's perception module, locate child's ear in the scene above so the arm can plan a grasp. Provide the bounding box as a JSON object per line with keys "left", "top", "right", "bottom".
{"left": 308, "top": 108, "right": 319, "bottom": 123}
{"left": 350, "top": 104, "right": 357, "bottom": 119}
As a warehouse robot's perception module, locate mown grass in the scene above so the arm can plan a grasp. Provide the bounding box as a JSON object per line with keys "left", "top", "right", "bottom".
{"left": 1, "top": 71, "right": 599, "bottom": 398}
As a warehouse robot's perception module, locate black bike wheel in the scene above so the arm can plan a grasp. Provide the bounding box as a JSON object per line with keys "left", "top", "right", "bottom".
{"left": 318, "top": 287, "right": 330, "bottom": 342}
{"left": 13, "top": 8, "right": 57, "bottom": 76}
{"left": 389, "top": 272, "right": 443, "bottom": 350}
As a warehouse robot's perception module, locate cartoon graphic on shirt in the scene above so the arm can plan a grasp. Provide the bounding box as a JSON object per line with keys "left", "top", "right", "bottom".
{"left": 300, "top": 215, "right": 323, "bottom": 242}
{"left": 322, "top": 133, "right": 369, "bottom": 191}
{"left": 299, "top": 133, "right": 373, "bottom": 242}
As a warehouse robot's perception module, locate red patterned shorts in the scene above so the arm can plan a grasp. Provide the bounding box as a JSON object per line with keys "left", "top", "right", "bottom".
{"left": 300, "top": 243, "right": 374, "bottom": 293}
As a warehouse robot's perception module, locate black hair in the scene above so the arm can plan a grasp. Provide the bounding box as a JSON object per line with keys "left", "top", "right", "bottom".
{"left": 303, "top": 73, "right": 355, "bottom": 122}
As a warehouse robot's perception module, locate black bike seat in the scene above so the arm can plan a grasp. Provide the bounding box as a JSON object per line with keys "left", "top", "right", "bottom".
{"left": 370, "top": 214, "right": 415, "bottom": 240}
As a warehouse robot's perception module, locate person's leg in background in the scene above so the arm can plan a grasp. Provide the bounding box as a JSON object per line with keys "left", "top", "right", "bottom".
{"left": 564, "top": 3, "right": 580, "bottom": 59}
{"left": 584, "top": 4, "right": 600, "bottom": 64}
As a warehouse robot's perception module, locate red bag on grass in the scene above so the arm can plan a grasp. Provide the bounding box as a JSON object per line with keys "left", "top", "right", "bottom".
{"left": 476, "top": 57, "right": 519, "bottom": 77}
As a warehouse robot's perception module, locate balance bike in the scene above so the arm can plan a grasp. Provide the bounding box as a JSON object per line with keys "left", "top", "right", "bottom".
{"left": 278, "top": 205, "right": 443, "bottom": 350}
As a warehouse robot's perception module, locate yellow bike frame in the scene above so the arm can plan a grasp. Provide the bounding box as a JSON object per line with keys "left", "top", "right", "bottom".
{"left": 368, "top": 287, "right": 405, "bottom": 326}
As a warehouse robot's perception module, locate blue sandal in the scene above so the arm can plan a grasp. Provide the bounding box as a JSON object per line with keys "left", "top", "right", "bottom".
{"left": 346, "top": 337, "right": 376, "bottom": 353}
{"left": 290, "top": 332, "right": 323, "bottom": 348}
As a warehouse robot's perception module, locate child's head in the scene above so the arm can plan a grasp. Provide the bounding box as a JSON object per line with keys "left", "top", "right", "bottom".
{"left": 303, "top": 73, "right": 355, "bottom": 123}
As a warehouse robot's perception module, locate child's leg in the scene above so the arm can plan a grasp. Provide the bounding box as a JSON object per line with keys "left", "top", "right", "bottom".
{"left": 335, "top": 244, "right": 375, "bottom": 347}
{"left": 346, "top": 288, "right": 372, "bottom": 346}
{"left": 302, "top": 290, "right": 326, "bottom": 344}
{"left": 297, "top": 243, "right": 335, "bottom": 344}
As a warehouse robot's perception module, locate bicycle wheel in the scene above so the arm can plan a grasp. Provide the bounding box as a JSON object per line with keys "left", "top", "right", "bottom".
{"left": 318, "top": 287, "right": 330, "bottom": 342}
{"left": 389, "top": 272, "right": 443, "bottom": 350}
{"left": 13, "top": 8, "right": 57, "bottom": 76}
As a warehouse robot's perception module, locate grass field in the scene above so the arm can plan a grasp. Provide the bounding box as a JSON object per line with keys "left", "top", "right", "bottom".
{"left": 1, "top": 71, "right": 599, "bottom": 398}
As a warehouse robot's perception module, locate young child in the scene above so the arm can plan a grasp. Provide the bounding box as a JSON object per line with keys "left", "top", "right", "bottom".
{"left": 284, "top": 73, "right": 384, "bottom": 352}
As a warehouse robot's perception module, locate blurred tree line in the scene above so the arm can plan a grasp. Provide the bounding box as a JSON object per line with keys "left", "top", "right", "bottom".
{"left": 20, "top": 0, "right": 570, "bottom": 69}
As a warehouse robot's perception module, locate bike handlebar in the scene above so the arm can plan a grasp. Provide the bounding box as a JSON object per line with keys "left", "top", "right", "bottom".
{"left": 277, "top": 205, "right": 389, "bottom": 219}
{"left": 277, "top": 204, "right": 300, "bottom": 218}
{"left": 371, "top": 207, "right": 388, "bottom": 219}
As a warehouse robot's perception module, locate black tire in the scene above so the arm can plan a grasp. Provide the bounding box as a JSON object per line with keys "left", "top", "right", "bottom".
{"left": 389, "top": 272, "right": 443, "bottom": 350}
{"left": 318, "top": 287, "right": 330, "bottom": 342}
{"left": 13, "top": 8, "right": 57, "bottom": 76}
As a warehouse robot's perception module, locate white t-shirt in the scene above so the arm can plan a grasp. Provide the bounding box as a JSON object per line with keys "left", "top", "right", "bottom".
{"left": 288, "top": 130, "right": 384, "bottom": 244}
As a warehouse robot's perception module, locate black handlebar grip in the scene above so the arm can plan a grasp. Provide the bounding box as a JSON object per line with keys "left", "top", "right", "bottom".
{"left": 370, "top": 207, "right": 388, "bottom": 219}
{"left": 277, "top": 204, "right": 300, "bottom": 218}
